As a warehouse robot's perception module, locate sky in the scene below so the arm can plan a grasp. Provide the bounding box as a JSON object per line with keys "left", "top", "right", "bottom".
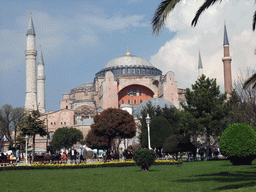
{"left": 1, "top": 0, "right": 256, "bottom": 112}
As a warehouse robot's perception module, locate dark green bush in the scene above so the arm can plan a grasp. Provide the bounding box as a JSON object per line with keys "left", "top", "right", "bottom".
{"left": 163, "top": 134, "right": 196, "bottom": 160}
{"left": 219, "top": 122, "right": 256, "bottom": 165}
{"left": 133, "top": 149, "right": 156, "bottom": 171}
{"left": 150, "top": 116, "right": 173, "bottom": 149}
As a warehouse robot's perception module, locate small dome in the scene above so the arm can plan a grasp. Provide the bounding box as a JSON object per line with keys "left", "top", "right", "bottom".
{"left": 105, "top": 55, "right": 153, "bottom": 68}
{"left": 133, "top": 98, "right": 176, "bottom": 117}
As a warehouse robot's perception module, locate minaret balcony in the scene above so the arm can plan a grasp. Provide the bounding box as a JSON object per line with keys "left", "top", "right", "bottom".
{"left": 37, "top": 76, "right": 46, "bottom": 80}
{"left": 222, "top": 57, "right": 232, "bottom": 61}
{"left": 25, "top": 50, "right": 37, "bottom": 56}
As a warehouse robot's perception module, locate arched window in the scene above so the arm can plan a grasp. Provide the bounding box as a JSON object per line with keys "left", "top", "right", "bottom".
{"left": 139, "top": 89, "right": 142, "bottom": 96}
{"left": 128, "top": 100, "right": 130, "bottom": 104}
{"left": 121, "top": 100, "right": 124, "bottom": 104}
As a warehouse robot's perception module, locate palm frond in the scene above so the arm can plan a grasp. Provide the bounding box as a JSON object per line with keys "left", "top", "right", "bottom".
{"left": 152, "top": 0, "right": 181, "bottom": 36}
{"left": 191, "top": 0, "right": 222, "bottom": 27}
{"left": 243, "top": 73, "right": 256, "bottom": 89}
{"left": 253, "top": 10, "right": 256, "bottom": 31}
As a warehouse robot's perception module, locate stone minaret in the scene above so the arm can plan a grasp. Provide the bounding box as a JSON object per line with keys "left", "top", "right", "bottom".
{"left": 198, "top": 50, "right": 203, "bottom": 78}
{"left": 37, "top": 46, "right": 46, "bottom": 113}
{"left": 25, "top": 13, "right": 37, "bottom": 112}
{"left": 222, "top": 21, "right": 232, "bottom": 95}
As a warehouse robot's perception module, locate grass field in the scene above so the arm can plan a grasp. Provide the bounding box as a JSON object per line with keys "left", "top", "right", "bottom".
{"left": 1, "top": 160, "right": 256, "bottom": 192}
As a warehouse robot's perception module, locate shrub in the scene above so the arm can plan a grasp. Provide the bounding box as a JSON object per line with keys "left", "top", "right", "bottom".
{"left": 219, "top": 122, "right": 256, "bottom": 165}
{"left": 163, "top": 134, "right": 195, "bottom": 160}
{"left": 133, "top": 149, "right": 156, "bottom": 171}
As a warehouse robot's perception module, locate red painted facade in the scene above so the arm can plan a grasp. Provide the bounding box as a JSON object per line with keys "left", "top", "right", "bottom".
{"left": 118, "top": 85, "right": 154, "bottom": 105}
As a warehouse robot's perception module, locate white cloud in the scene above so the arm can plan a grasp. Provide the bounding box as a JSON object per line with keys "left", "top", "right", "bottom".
{"left": 150, "top": 0, "right": 256, "bottom": 93}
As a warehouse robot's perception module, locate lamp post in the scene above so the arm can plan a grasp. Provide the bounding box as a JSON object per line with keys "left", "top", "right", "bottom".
{"left": 25, "top": 135, "right": 28, "bottom": 164}
{"left": 146, "top": 114, "right": 151, "bottom": 149}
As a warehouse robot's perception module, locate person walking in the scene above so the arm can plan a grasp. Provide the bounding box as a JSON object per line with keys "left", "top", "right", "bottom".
{"left": 199, "top": 145, "right": 205, "bottom": 161}
{"left": 69, "top": 147, "right": 77, "bottom": 164}
{"left": 80, "top": 147, "right": 87, "bottom": 163}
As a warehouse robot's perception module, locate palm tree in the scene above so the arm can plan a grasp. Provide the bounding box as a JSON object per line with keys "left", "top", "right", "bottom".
{"left": 243, "top": 74, "right": 256, "bottom": 89}
{"left": 152, "top": 0, "right": 256, "bottom": 36}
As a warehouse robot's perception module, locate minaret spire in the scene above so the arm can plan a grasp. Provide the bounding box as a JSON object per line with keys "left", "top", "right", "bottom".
{"left": 27, "top": 12, "right": 36, "bottom": 36}
{"left": 25, "top": 13, "right": 37, "bottom": 112}
{"left": 223, "top": 20, "right": 229, "bottom": 46}
{"left": 198, "top": 50, "right": 203, "bottom": 78}
{"left": 222, "top": 21, "right": 232, "bottom": 96}
{"left": 37, "top": 46, "right": 46, "bottom": 113}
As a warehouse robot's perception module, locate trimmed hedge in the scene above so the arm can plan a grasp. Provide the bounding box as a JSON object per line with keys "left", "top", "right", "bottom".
{"left": 133, "top": 149, "right": 156, "bottom": 171}
{"left": 219, "top": 122, "right": 256, "bottom": 165}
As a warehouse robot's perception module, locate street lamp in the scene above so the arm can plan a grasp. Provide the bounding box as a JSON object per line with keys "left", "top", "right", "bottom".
{"left": 146, "top": 114, "right": 151, "bottom": 149}
{"left": 25, "top": 135, "right": 28, "bottom": 164}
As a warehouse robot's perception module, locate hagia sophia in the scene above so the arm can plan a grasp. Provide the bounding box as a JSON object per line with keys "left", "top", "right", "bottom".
{"left": 23, "top": 14, "right": 232, "bottom": 152}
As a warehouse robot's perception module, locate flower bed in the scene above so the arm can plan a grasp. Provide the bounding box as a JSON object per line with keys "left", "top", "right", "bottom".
{"left": 0, "top": 160, "right": 182, "bottom": 171}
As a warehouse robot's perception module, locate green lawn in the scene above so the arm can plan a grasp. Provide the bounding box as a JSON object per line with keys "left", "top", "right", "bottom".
{"left": 1, "top": 160, "right": 256, "bottom": 192}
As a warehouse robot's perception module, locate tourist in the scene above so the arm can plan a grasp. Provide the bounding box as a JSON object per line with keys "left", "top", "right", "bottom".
{"left": 207, "top": 146, "right": 212, "bottom": 160}
{"left": 69, "top": 147, "right": 77, "bottom": 163}
{"left": 61, "top": 152, "right": 68, "bottom": 163}
{"left": 10, "top": 153, "right": 14, "bottom": 160}
{"left": 199, "top": 145, "right": 205, "bottom": 161}
{"left": 53, "top": 152, "right": 61, "bottom": 163}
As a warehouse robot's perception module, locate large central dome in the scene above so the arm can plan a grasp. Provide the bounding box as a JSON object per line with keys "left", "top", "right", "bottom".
{"left": 95, "top": 48, "right": 162, "bottom": 78}
{"left": 105, "top": 55, "right": 153, "bottom": 68}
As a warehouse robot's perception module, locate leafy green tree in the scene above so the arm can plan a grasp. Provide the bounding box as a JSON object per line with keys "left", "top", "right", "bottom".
{"left": 152, "top": 0, "right": 256, "bottom": 36}
{"left": 138, "top": 102, "right": 185, "bottom": 148}
{"left": 91, "top": 108, "right": 136, "bottom": 153}
{"left": 0, "top": 105, "right": 25, "bottom": 151}
{"left": 150, "top": 116, "right": 173, "bottom": 150}
{"left": 19, "top": 110, "right": 47, "bottom": 162}
{"left": 50, "top": 127, "right": 83, "bottom": 151}
{"left": 85, "top": 129, "right": 108, "bottom": 150}
{"left": 181, "top": 74, "right": 227, "bottom": 147}
{"left": 12, "top": 107, "right": 25, "bottom": 148}
{"left": 138, "top": 101, "right": 158, "bottom": 147}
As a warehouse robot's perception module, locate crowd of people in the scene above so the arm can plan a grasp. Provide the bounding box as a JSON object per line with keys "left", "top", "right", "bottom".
{"left": 0, "top": 143, "right": 221, "bottom": 164}
{"left": 35, "top": 146, "right": 89, "bottom": 163}
{"left": 0, "top": 152, "right": 21, "bottom": 163}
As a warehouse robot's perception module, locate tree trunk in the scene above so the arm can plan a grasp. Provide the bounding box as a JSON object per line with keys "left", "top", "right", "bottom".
{"left": 32, "top": 135, "right": 35, "bottom": 163}
{"left": 14, "top": 125, "right": 17, "bottom": 149}
{"left": 141, "top": 164, "right": 149, "bottom": 171}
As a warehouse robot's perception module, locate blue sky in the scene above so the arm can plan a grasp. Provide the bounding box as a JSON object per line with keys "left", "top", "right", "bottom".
{"left": 1, "top": 0, "right": 256, "bottom": 111}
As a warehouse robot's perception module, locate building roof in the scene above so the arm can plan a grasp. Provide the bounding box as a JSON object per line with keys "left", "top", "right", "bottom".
{"left": 27, "top": 15, "right": 36, "bottom": 36}
{"left": 133, "top": 97, "right": 176, "bottom": 117}
{"left": 223, "top": 22, "right": 229, "bottom": 46}
{"left": 105, "top": 54, "right": 153, "bottom": 68}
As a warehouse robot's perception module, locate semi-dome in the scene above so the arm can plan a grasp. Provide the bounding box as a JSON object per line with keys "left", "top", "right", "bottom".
{"left": 105, "top": 55, "right": 153, "bottom": 68}
{"left": 133, "top": 97, "right": 176, "bottom": 117}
